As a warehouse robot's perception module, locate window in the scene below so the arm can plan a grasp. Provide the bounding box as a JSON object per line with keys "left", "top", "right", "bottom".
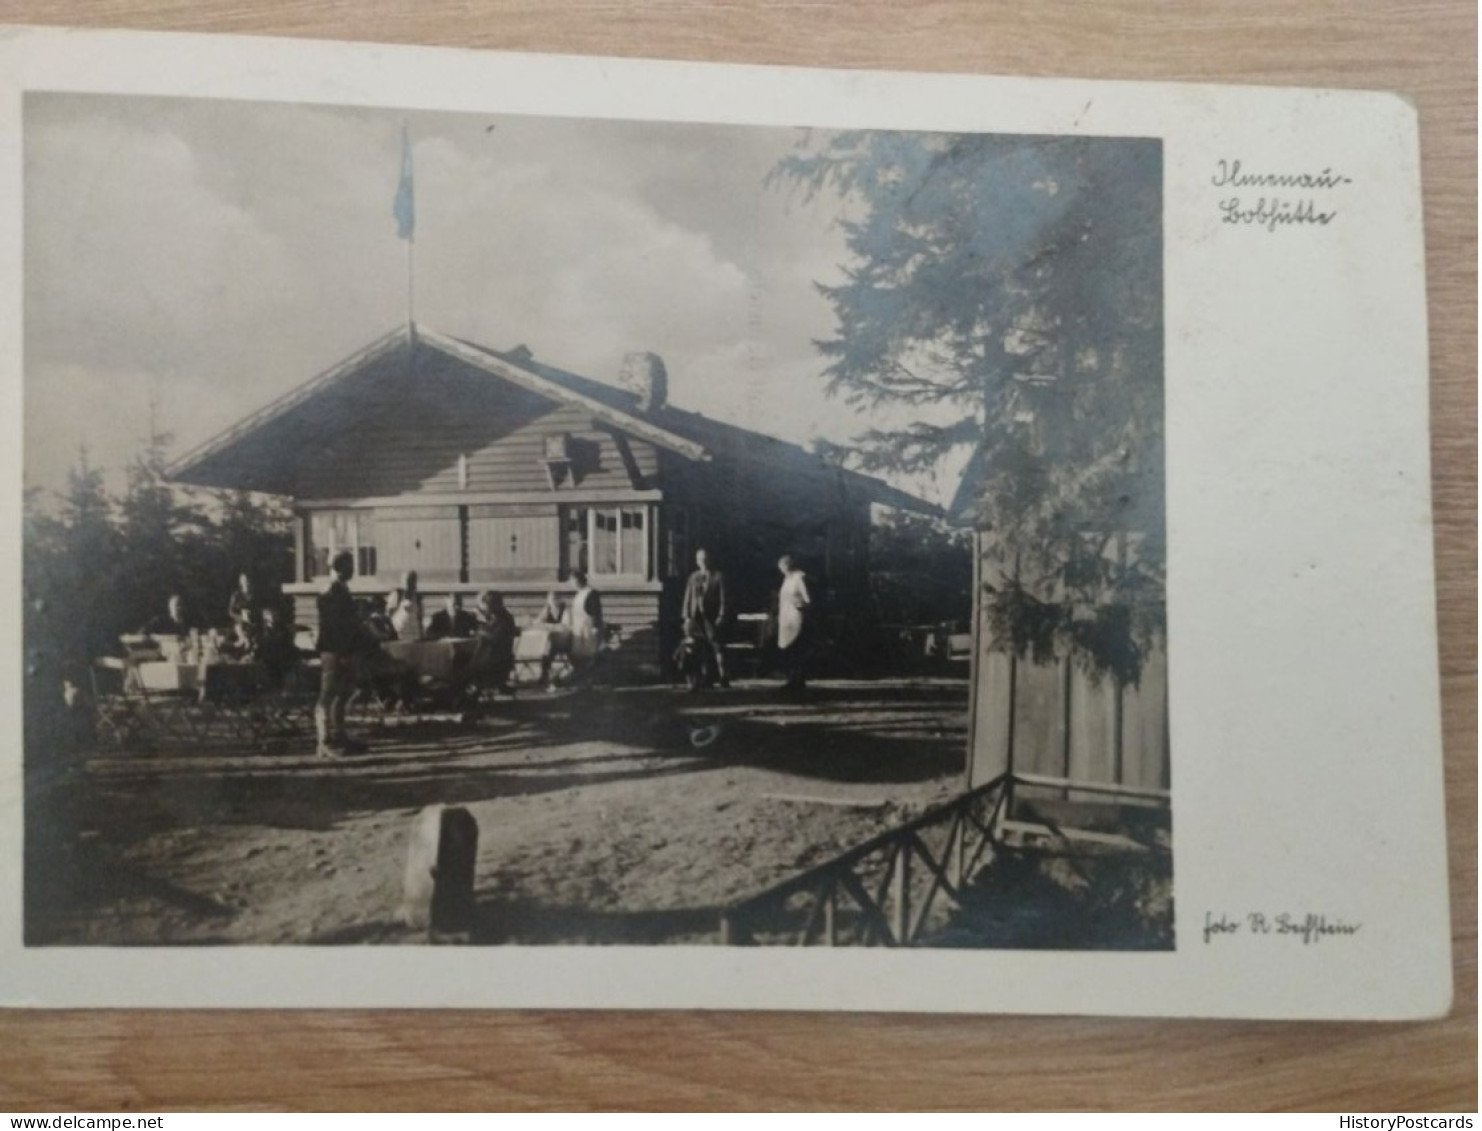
{"left": 308, "top": 510, "right": 376, "bottom": 579}
{"left": 562, "top": 505, "right": 649, "bottom": 579}
{"left": 664, "top": 507, "right": 691, "bottom": 580}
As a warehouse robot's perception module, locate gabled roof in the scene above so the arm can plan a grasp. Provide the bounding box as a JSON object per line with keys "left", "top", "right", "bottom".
{"left": 165, "top": 323, "right": 939, "bottom": 515}
{"left": 946, "top": 442, "right": 991, "bottom": 527}
{"left": 165, "top": 325, "right": 710, "bottom": 490}
{"left": 417, "top": 329, "right": 709, "bottom": 463}
{"left": 452, "top": 338, "right": 940, "bottom": 516}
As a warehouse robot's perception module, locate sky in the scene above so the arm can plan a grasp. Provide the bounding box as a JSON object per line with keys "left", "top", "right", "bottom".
{"left": 23, "top": 93, "right": 972, "bottom": 507}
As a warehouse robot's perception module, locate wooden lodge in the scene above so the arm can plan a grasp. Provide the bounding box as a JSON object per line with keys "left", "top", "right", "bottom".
{"left": 165, "top": 324, "right": 934, "bottom": 680}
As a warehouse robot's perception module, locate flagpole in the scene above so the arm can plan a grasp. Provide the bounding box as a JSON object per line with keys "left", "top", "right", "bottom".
{"left": 394, "top": 120, "right": 417, "bottom": 338}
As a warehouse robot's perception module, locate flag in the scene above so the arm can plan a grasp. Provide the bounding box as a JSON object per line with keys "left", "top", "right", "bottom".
{"left": 392, "top": 124, "right": 415, "bottom": 241}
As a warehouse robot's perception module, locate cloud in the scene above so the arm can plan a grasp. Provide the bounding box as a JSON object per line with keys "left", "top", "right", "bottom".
{"left": 22, "top": 94, "right": 949, "bottom": 503}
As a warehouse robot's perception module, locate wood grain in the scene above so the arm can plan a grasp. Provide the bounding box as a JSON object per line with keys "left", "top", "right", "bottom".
{"left": 0, "top": 0, "right": 1474, "bottom": 1111}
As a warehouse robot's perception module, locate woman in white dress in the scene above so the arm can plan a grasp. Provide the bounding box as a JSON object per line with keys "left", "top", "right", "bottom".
{"left": 566, "top": 569, "right": 604, "bottom": 684}
{"left": 776, "top": 554, "right": 811, "bottom": 690}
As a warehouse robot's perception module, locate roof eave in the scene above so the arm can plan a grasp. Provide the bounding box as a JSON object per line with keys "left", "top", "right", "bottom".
{"left": 419, "top": 328, "right": 712, "bottom": 464}
{"left": 165, "top": 325, "right": 413, "bottom": 484}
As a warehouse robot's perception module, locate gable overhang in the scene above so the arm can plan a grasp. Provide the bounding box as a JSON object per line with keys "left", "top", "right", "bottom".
{"left": 164, "top": 326, "right": 412, "bottom": 493}
{"left": 164, "top": 324, "right": 711, "bottom": 496}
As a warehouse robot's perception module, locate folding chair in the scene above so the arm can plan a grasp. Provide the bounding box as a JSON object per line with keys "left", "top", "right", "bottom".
{"left": 90, "top": 656, "right": 150, "bottom": 749}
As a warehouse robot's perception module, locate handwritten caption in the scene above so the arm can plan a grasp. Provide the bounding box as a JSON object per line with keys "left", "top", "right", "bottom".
{"left": 1203, "top": 910, "right": 1361, "bottom": 945}
{"left": 1213, "top": 159, "right": 1352, "bottom": 232}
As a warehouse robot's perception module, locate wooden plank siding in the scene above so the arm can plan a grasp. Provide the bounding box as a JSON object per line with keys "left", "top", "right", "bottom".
{"left": 376, "top": 507, "right": 461, "bottom": 583}
{"left": 290, "top": 353, "right": 658, "bottom": 502}
{"left": 967, "top": 531, "right": 1169, "bottom": 801}
{"left": 467, "top": 506, "right": 561, "bottom": 583}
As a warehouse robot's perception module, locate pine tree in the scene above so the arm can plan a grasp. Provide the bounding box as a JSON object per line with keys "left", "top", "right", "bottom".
{"left": 25, "top": 447, "right": 121, "bottom": 670}
{"left": 771, "top": 132, "right": 1164, "bottom": 683}
{"left": 115, "top": 411, "right": 205, "bottom": 631}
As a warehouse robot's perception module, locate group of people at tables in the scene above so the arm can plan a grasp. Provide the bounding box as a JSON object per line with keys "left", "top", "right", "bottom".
{"left": 137, "top": 577, "right": 298, "bottom": 683}
{"left": 133, "top": 549, "right": 810, "bottom": 760}
{"left": 313, "top": 553, "right": 608, "bottom": 757}
{"left": 352, "top": 568, "right": 605, "bottom": 687}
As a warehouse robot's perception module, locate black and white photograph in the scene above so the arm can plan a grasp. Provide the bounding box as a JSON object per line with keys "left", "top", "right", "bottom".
{"left": 22, "top": 89, "right": 1164, "bottom": 951}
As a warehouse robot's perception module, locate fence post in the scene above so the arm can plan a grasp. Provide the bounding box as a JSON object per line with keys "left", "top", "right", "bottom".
{"left": 721, "top": 913, "right": 752, "bottom": 946}
{"left": 891, "top": 846, "right": 909, "bottom": 944}
{"left": 950, "top": 810, "right": 965, "bottom": 889}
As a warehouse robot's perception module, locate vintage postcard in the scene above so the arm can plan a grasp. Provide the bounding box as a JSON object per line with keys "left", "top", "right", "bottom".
{"left": 0, "top": 26, "right": 1449, "bottom": 1017}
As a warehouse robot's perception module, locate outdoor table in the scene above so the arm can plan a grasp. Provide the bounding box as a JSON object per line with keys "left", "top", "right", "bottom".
{"left": 131, "top": 659, "right": 268, "bottom": 698}
{"left": 103, "top": 658, "right": 280, "bottom": 747}
{"left": 380, "top": 638, "right": 479, "bottom": 683}
{"left": 131, "top": 660, "right": 202, "bottom": 695}
{"left": 513, "top": 627, "right": 573, "bottom": 686}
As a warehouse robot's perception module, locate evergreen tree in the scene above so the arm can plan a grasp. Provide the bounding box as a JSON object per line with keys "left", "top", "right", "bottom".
{"left": 115, "top": 412, "right": 207, "bottom": 631}
{"left": 25, "top": 447, "right": 121, "bottom": 669}
{"left": 772, "top": 132, "right": 1164, "bottom": 683}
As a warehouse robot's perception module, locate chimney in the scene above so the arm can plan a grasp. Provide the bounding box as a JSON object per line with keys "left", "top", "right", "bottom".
{"left": 619, "top": 351, "right": 668, "bottom": 413}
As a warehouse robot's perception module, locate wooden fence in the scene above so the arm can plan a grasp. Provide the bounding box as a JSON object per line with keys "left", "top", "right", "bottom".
{"left": 720, "top": 773, "right": 1011, "bottom": 946}
{"left": 966, "top": 535, "right": 1169, "bottom": 797}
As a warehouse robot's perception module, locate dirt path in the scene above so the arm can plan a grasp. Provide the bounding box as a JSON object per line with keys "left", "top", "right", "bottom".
{"left": 26, "top": 679, "right": 971, "bottom": 945}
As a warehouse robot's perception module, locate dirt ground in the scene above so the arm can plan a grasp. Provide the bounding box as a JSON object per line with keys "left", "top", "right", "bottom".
{"left": 26, "top": 678, "right": 977, "bottom": 946}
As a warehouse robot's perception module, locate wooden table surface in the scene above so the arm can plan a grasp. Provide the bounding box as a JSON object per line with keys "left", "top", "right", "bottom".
{"left": 2, "top": 0, "right": 1474, "bottom": 1112}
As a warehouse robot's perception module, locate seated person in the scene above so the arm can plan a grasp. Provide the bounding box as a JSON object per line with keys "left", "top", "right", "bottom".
{"left": 392, "top": 571, "right": 425, "bottom": 641}
{"left": 256, "top": 604, "right": 299, "bottom": 686}
{"left": 144, "top": 593, "right": 195, "bottom": 639}
{"left": 464, "top": 590, "right": 518, "bottom": 694}
{"left": 426, "top": 593, "right": 479, "bottom": 640}
{"left": 530, "top": 589, "right": 571, "bottom": 688}
{"left": 364, "top": 591, "right": 399, "bottom": 642}
{"left": 534, "top": 589, "right": 566, "bottom": 628}
{"left": 144, "top": 596, "right": 202, "bottom": 660}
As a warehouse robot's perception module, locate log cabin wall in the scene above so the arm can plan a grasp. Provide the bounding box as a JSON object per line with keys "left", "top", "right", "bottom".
{"left": 280, "top": 351, "right": 668, "bottom": 680}
{"left": 177, "top": 336, "right": 909, "bottom": 682}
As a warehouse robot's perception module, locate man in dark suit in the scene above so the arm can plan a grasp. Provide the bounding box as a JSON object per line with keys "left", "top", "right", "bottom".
{"left": 426, "top": 592, "right": 479, "bottom": 640}
{"left": 682, "top": 547, "right": 731, "bottom": 688}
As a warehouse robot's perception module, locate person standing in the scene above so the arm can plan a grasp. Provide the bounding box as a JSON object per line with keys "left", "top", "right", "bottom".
{"left": 776, "top": 554, "right": 812, "bottom": 691}
{"left": 682, "top": 547, "right": 730, "bottom": 688}
{"left": 227, "top": 573, "right": 261, "bottom": 655}
{"left": 315, "top": 550, "right": 368, "bottom": 758}
{"left": 567, "top": 568, "right": 604, "bottom": 686}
